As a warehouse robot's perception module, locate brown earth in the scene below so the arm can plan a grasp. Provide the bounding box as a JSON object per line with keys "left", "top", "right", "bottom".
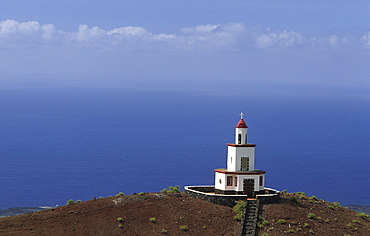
{"left": 0, "top": 192, "right": 369, "bottom": 236}
{"left": 0, "top": 193, "right": 239, "bottom": 236}
{"left": 257, "top": 192, "right": 370, "bottom": 236}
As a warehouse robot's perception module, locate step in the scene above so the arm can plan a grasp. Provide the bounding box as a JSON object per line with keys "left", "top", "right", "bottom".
{"left": 240, "top": 199, "right": 260, "bottom": 236}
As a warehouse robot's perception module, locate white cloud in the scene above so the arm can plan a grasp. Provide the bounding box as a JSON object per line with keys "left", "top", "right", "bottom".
{"left": 327, "top": 34, "right": 340, "bottom": 47}
{"left": 253, "top": 28, "right": 363, "bottom": 50}
{"left": 0, "top": 19, "right": 369, "bottom": 51}
{"left": 255, "top": 30, "right": 306, "bottom": 48}
{"left": 152, "top": 33, "right": 177, "bottom": 40}
{"left": 361, "top": 32, "right": 370, "bottom": 47}
{"left": 325, "top": 34, "right": 355, "bottom": 48}
{"left": 0, "top": 20, "right": 247, "bottom": 50}
{"left": 181, "top": 24, "right": 220, "bottom": 34}
{"left": 0, "top": 19, "right": 38, "bottom": 34}
{"left": 75, "top": 25, "right": 105, "bottom": 41}
{"left": 108, "top": 26, "right": 148, "bottom": 37}
{"left": 41, "top": 24, "right": 58, "bottom": 40}
{"left": 178, "top": 23, "right": 246, "bottom": 48}
{"left": 0, "top": 19, "right": 63, "bottom": 47}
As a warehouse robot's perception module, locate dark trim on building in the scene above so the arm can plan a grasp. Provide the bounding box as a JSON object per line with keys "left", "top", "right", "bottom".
{"left": 227, "top": 143, "right": 256, "bottom": 147}
{"left": 214, "top": 169, "right": 266, "bottom": 175}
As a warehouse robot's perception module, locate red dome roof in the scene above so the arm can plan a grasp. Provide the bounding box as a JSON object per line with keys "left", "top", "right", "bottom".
{"left": 235, "top": 119, "right": 248, "bottom": 128}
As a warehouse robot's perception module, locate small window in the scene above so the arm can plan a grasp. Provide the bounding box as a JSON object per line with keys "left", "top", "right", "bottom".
{"left": 219, "top": 179, "right": 222, "bottom": 184}
{"left": 238, "top": 134, "right": 241, "bottom": 144}
{"left": 241, "top": 157, "right": 249, "bottom": 171}
{"left": 260, "top": 176, "right": 263, "bottom": 186}
{"left": 234, "top": 177, "right": 237, "bottom": 186}
{"left": 227, "top": 176, "right": 233, "bottom": 186}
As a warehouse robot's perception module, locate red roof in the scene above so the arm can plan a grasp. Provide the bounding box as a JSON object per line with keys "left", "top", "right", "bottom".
{"left": 235, "top": 119, "right": 248, "bottom": 128}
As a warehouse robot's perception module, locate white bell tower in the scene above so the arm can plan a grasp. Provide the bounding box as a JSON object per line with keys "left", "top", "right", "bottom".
{"left": 235, "top": 112, "right": 248, "bottom": 145}
{"left": 214, "top": 112, "right": 266, "bottom": 196}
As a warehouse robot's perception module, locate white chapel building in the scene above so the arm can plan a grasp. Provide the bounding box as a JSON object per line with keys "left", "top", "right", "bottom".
{"left": 214, "top": 113, "right": 266, "bottom": 197}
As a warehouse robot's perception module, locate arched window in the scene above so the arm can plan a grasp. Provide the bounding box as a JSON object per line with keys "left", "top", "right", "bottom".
{"left": 238, "top": 134, "right": 241, "bottom": 144}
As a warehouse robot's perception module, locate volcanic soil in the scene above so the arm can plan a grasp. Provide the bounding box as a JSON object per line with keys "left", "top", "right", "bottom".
{"left": 1, "top": 192, "right": 369, "bottom": 235}
{"left": 0, "top": 193, "right": 239, "bottom": 236}
{"left": 257, "top": 192, "right": 370, "bottom": 236}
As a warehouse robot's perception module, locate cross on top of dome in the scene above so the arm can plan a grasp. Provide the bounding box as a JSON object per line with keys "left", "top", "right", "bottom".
{"left": 239, "top": 112, "right": 245, "bottom": 120}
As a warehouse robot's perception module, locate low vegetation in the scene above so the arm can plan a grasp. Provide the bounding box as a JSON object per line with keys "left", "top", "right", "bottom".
{"left": 232, "top": 200, "right": 246, "bottom": 221}
{"left": 115, "top": 192, "right": 124, "bottom": 196}
{"left": 287, "top": 196, "right": 298, "bottom": 203}
{"left": 179, "top": 225, "right": 189, "bottom": 231}
{"left": 66, "top": 199, "right": 75, "bottom": 205}
{"left": 257, "top": 215, "right": 270, "bottom": 229}
{"left": 307, "top": 213, "right": 316, "bottom": 219}
{"left": 357, "top": 212, "right": 369, "bottom": 219}
{"left": 160, "top": 185, "right": 181, "bottom": 193}
{"left": 332, "top": 202, "right": 341, "bottom": 208}
{"left": 277, "top": 219, "right": 286, "bottom": 224}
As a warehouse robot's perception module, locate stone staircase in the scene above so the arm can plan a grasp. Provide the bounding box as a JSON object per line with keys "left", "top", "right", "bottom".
{"left": 240, "top": 199, "right": 260, "bottom": 236}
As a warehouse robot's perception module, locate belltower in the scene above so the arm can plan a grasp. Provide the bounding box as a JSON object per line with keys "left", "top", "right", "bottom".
{"left": 214, "top": 113, "right": 266, "bottom": 196}
{"left": 235, "top": 112, "right": 248, "bottom": 144}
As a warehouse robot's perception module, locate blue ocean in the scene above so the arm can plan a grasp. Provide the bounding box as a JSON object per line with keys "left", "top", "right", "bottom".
{"left": 0, "top": 88, "right": 369, "bottom": 210}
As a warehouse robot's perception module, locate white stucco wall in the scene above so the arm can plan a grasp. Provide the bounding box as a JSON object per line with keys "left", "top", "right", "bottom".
{"left": 215, "top": 171, "right": 265, "bottom": 192}
{"left": 235, "top": 127, "right": 248, "bottom": 144}
{"left": 227, "top": 146, "right": 255, "bottom": 171}
{"left": 235, "top": 174, "right": 264, "bottom": 192}
{"left": 236, "top": 147, "right": 255, "bottom": 171}
{"left": 215, "top": 172, "right": 226, "bottom": 190}
{"left": 258, "top": 174, "right": 265, "bottom": 191}
{"left": 227, "top": 146, "right": 237, "bottom": 171}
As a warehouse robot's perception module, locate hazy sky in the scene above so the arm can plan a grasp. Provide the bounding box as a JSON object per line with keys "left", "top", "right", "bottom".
{"left": 1, "top": 1, "right": 370, "bottom": 99}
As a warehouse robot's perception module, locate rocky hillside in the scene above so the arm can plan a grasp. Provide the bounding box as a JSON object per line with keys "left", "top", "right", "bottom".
{"left": 0, "top": 191, "right": 369, "bottom": 235}
{"left": 0, "top": 193, "right": 239, "bottom": 236}
{"left": 258, "top": 192, "right": 370, "bottom": 236}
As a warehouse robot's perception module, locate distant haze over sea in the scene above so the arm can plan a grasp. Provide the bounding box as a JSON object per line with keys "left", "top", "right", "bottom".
{"left": 0, "top": 87, "right": 369, "bottom": 209}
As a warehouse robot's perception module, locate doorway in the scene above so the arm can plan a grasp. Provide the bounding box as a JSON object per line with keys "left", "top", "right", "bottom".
{"left": 243, "top": 179, "right": 254, "bottom": 196}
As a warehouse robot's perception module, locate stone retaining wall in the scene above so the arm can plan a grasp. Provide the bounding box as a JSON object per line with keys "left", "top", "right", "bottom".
{"left": 184, "top": 186, "right": 280, "bottom": 207}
